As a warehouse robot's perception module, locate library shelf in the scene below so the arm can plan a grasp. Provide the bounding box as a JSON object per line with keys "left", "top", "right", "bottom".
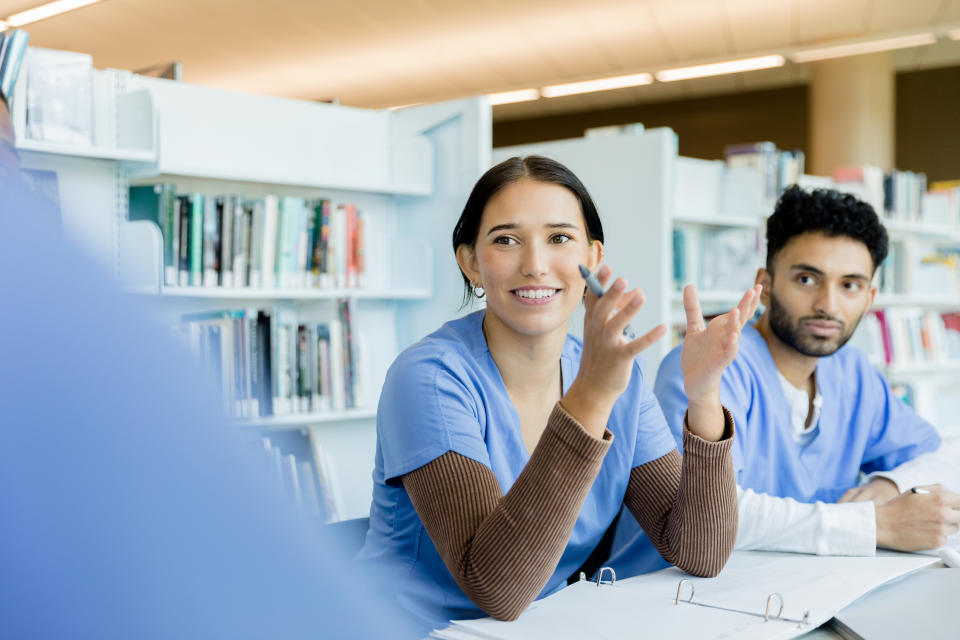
{"left": 883, "top": 219, "right": 960, "bottom": 242}
{"left": 883, "top": 360, "right": 960, "bottom": 377}
{"left": 16, "top": 138, "right": 157, "bottom": 163}
{"left": 874, "top": 294, "right": 960, "bottom": 309}
{"left": 232, "top": 408, "right": 377, "bottom": 430}
{"left": 672, "top": 212, "right": 763, "bottom": 228}
{"left": 129, "top": 286, "right": 432, "bottom": 301}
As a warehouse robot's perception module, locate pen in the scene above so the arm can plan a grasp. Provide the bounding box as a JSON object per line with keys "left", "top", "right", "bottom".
{"left": 579, "top": 264, "right": 639, "bottom": 341}
{"left": 911, "top": 487, "right": 931, "bottom": 494}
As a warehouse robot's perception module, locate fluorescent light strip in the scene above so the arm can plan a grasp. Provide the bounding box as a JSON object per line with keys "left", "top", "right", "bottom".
{"left": 655, "top": 54, "right": 784, "bottom": 82}
{"left": 487, "top": 88, "right": 539, "bottom": 105}
{"left": 791, "top": 33, "right": 936, "bottom": 63}
{"left": 7, "top": 0, "right": 102, "bottom": 27}
{"left": 949, "top": 29, "right": 960, "bottom": 41}
{"left": 541, "top": 73, "right": 652, "bottom": 98}
{"left": 385, "top": 102, "right": 423, "bottom": 111}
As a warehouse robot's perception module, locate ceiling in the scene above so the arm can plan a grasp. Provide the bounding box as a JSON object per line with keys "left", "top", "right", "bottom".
{"left": 6, "top": 0, "right": 960, "bottom": 121}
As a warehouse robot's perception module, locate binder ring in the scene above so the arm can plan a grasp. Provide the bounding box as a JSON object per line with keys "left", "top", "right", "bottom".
{"left": 675, "top": 579, "right": 695, "bottom": 605}
{"left": 763, "top": 593, "right": 784, "bottom": 621}
{"left": 672, "top": 580, "right": 809, "bottom": 627}
{"left": 596, "top": 566, "right": 616, "bottom": 587}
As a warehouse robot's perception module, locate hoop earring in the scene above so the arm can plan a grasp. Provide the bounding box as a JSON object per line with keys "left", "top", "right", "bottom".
{"left": 473, "top": 283, "right": 485, "bottom": 299}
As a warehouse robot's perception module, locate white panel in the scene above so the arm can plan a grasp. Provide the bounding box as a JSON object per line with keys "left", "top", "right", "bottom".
{"left": 676, "top": 157, "right": 724, "bottom": 218}
{"left": 124, "top": 75, "right": 432, "bottom": 194}
{"left": 17, "top": 152, "right": 119, "bottom": 277}
{"left": 393, "top": 97, "right": 493, "bottom": 350}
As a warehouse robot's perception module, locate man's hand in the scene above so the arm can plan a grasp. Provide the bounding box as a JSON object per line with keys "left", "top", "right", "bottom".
{"left": 875, "top": 484, "right": 960, "bottom": 551}
{"left": 838, "top": 477, "right": 900, "bottom": 504}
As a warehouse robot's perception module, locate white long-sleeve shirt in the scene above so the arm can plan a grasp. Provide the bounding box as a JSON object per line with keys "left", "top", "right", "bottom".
{"left": 735, "top": 373, "right": 960, "bottom": 555}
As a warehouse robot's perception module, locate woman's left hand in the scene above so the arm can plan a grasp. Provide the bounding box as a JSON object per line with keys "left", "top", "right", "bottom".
{"left": 680, "top": 283, "right": 761, "bottom": 440}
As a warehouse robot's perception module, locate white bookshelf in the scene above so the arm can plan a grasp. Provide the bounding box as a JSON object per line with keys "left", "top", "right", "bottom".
{"left": 232, "top": 408, "right": 378, "bottom": 430}
{"left": 145, "top": 286, "right": 433, "bottom": 301}
{"left": 14, "top": 50, "right": 491, "bottom": 519}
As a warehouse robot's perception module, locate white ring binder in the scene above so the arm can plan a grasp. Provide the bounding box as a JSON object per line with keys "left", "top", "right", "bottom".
{"left": 673, "top": 579, "right": 810, "bottom": 627}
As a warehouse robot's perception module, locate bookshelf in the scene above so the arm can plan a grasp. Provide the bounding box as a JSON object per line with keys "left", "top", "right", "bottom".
{"left": 12, "top": 51, "right": 491, "bottom": 520}
{"left": 494, "top": 134, "right": 960, "bottom": 452}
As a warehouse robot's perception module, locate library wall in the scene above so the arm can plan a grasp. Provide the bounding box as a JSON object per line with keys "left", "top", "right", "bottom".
{"left": 493, "top": 85, "right": 808, "bottom": 163}
{"left": 494, "top": 64, "right": 960, "bottom": 183}
{"left": 897, "top": 65, "right": 960, "bottom": 183}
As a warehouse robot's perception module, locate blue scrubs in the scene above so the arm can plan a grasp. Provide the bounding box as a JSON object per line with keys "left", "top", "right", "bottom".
{"left": 607, "top": 322, "right": 942, "bottom": 576}
{"left": 357, "top": 310, "right": 677, "bottom": 626}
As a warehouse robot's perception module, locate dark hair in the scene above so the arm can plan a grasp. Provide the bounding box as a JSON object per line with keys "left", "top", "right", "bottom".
{"left": 451, "top": 155, "right": 604, "bottom": 303}
{"left": 766, "top": 185, "right": 888, "bottom": 273}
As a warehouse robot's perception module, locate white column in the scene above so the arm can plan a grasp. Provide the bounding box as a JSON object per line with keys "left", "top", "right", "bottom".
{"left": 809, "top": 52, "right": 895, "bottom": 176}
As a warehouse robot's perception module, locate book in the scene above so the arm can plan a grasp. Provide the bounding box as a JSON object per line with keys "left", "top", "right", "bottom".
{"left": 177, "top": 196, "right": 191, "bottom": 286}
{"left": 189, "top": 193, "right": 204, "bottom": 287}
{"left": 0, "top": 30, "right": 29, "bottom": 102}
{"left": 202, "top": 194, "right": 219, "bottom": 287}
{"left": 24, "top": 47, "right": 93, "bottom": 145}
{"left": 220, "top": 196, "right": 233, "bottom": 287}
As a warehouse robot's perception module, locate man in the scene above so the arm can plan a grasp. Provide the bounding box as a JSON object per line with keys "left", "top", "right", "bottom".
{"left": 1, "top": 68, "right": 423, "bottom": 638}
{"left": 609, "top": 186, "right": 960, "bottom": 574}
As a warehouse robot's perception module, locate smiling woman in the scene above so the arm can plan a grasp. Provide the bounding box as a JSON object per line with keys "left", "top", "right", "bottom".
{"left": 356, "top": 155, "right": 760, "bottom": 628}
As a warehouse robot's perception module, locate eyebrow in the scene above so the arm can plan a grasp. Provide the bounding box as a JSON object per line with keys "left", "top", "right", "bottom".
{"left": 790, "top": 263, "right": 870, "bottom": 281}
{"left": 485, "top": 222, "right": 579, "bottom": 236}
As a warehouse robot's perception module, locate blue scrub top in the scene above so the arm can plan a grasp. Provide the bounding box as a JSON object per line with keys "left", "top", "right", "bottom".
{"left": 357, "top": 310, "right": 676, "bottom": 626}
{"left": 607, "top": 322, "right": 941, "bottom": 577}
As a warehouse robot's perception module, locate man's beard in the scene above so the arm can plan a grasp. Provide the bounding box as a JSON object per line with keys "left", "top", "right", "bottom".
{"left": 767, "top": 290, "right": 863, "bottom": 357}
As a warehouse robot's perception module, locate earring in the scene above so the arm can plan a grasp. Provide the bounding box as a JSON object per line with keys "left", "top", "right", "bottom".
{"left": 473, "top": 282, "right": 485, "bottom": 299}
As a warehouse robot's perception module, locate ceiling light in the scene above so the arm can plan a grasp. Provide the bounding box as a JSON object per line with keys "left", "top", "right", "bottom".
{"left": 6, "top": 0, "right": 102, "bottom": 27}
{"left": 949, "top": 29, "right": 960, "bottom": 41}
{"left": 487, "top": 89, "right": 539, "bottom": 105}
{"left": 385, "top": 102, "right": 422, "bottom": 111}
{"left": 541, "top": 73, "right": 653, "bottom": 98}
{"left": 655, "top": 55, "right": 785, "bottom": 82}
{"left": 790, "top": 33, "right": 936, "bottom": 63}
{"left": 0, "top": 21, "right": 7, "bottom": 31}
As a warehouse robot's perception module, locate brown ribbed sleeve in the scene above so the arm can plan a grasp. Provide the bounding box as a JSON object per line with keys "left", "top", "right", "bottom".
{"left": 402, "top": 402, "right": 611, "bottom": 621}
{"left": 623, "top": 408, "right": 738, "bottom": 577}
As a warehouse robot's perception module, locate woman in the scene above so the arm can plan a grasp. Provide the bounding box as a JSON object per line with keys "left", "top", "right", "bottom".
{"left": 357, "top": 156, "right": 758, "bottom": 626}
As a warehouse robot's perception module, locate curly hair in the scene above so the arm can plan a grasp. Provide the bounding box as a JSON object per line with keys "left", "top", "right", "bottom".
{"left": 766, "top": 185, "right": 888, "bottom": 273}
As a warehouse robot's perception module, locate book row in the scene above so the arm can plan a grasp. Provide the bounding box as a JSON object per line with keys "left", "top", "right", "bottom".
{"left": 833, "top": 166, "right": 959, "bottom": 225}
{"left": 672, "top": 226, "right": 763, "bottom": 294}
{"left": 260, "top": 435, "right": 344, "bottom": 524}
{"left": 130, "top": 186, "right": 366, "bottom": 291}
{"left": 878, "top": 240, "right": 960, "bottom": 297}
{"left": 170, "top": 299, "right": 363, "bottom": 419}
{"left": 861, "top": 309, "right": 960, "bottom": 367}
{"left": 723, "top": 141, "right": 805, "bottom": 210}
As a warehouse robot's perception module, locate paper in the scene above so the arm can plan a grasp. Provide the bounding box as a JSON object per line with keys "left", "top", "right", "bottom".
{"left": 436, "top": 552, "right": 936, "bottom": 640}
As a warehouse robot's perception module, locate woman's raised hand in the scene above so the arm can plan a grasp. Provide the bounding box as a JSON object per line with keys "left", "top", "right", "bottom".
{"left": 680, "top": 283, "right": 761, "bottom": 440}
{"left": 563, "top": 265, "right": 665, "bottom": 437}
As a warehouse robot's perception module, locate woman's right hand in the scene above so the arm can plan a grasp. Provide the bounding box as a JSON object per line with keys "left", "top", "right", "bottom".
{"left": 562, "top": 265, "right": 666, "bottom": 437}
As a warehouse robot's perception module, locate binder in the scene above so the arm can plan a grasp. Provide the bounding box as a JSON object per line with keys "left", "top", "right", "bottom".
{"left": 432, "top": 552, "right": 936, "bottom": 640}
